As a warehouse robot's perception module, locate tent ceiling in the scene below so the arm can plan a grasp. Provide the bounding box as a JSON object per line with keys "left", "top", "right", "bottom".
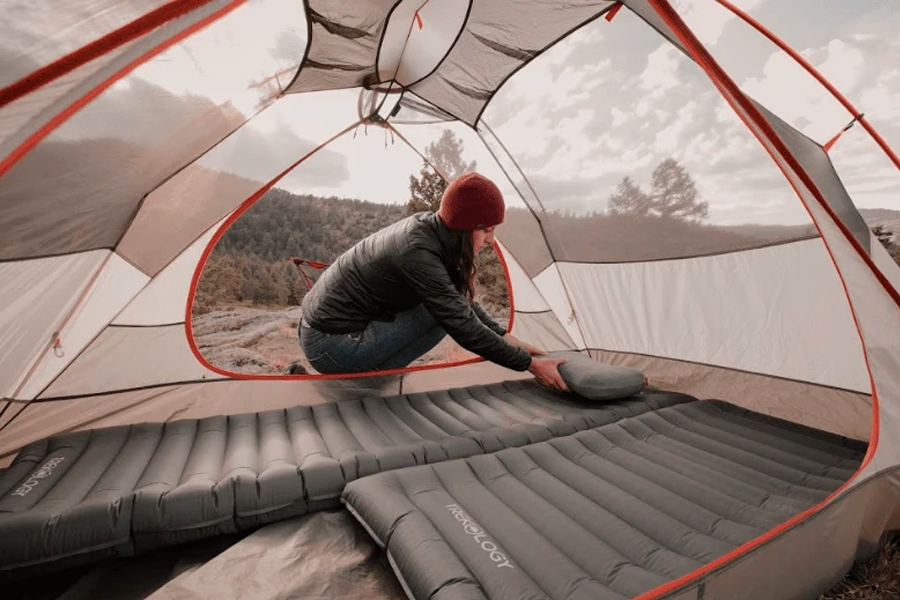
{"left": 286, "top": 0, "right": 617, "bottom": 125}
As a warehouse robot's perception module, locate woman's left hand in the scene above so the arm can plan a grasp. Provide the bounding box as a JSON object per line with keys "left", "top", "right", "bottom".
{"left": 503, "top": 333, "right": 547, "bottom": 356}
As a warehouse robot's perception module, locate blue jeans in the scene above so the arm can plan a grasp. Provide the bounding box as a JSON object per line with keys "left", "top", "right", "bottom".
{"left": 299, "top": 305, "right": 447, "bottom": 373}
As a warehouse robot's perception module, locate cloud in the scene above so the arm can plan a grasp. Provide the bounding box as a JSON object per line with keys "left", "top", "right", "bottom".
{"left": 673, "top": 0, "right": 766, "bottom": 47}
{"left": 201, "top": 124, "right": 349, "bottom": 189}
{"left": 640, "top": 45, "right": 681, "bottom": 96}
{"left": 672, "top": 0, "right": 768, "bottom": 47}
{"left": 272, "top": 29, "right": 308, "bottom": 63}
{"left": 192, "top": 90, "right": 365, "bottom": 194}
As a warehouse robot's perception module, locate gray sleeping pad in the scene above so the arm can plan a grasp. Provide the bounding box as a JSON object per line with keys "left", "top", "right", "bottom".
{"left": 343, "top": 399, "right": 867, "bottom": 600}
{"left": 0, "top": 379, "right": 690, "bottom": 577}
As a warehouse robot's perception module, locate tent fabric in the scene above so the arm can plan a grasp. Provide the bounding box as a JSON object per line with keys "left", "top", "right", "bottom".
{"left": 406, "top": 0, "right": 616, "bottom": 126}
{"left": 0, "top": 1, "right": 173, "bottom": 85}
{"left": 343, "top": 398, "right": 866, "bottom": 600}
{"left": 14, "top": 254, "right": 149, "bottom": 400}
{"left": 115, "top": 160, "right": 257, "bottom": 277}
{"left": 511, "top": 312, "right": 577, "bottom": 353}
{"left": 38, "top": 324, "right": 223, "bottom": 400}
{"left": 588, "top": 349, "right": 871, "bottom": 441}
{"left": 805, "top": 201, "right": 900, "bottom": 482}
{"left": 533, "top": 264, "right": 588, "bottom": 349}
{"left": 1, "top": 36, "right": 148, "bottom": 155}
{"left": 494, "top": 242, "right": 550, "bottom": 313}
{"left": 648, "top": 0, "right": 900, "bottom": 500}
{"left": 3, "top": 510, "right": 403, "bottom": 600}
{"left": 554, "top": 238, "right": 870, "bottom": 393}
{"left": 622, "top": 0, "right": 900, "bottom": 496}
{"left": 872, "top": 232, "right": 900, "bottom": 300}
{"left": 1, "top": 90, "right": 249, "bottom": 264}
{"left": 145, "top": 511, "right": 406, "bottom": 600}
{"left": 0, "top": 251, "right": 109, "bottom": 398}
{"left": 0, "top": 380, "right": 690, "bottom": 577}
{"left": 286, "top": 0, "right": 617, "bottom": 126}
{"left": 113, "top": 222, "right": 223, "bottom": 327}
{"left": 285, "top": 0, "right": 397, "bottom": 94}
{"left": 750, "top": 100, "right": 872, "bottom": 254}
{"left": 375, "top": 0, "right": 470, "bottom": 88}
{"left": 2, "top": 0, "right": 900, "bottom": 597}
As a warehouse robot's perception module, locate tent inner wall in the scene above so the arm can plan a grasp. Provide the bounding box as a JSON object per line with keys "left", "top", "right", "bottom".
{"left": 0, "top": 0, "right": 308, "bottom": 265}
{"left": 555, "top": 240, "right": 868, "bottom": 392}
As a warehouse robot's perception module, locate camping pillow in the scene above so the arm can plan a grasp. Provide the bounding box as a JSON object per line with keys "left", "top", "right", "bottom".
{"left": 550, "top": 351, "right": 646, "bottom": 401}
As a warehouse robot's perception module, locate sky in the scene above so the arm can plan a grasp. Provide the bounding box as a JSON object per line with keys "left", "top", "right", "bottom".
{"left": 12, "top": 0, "right": 898, "bottom": 227}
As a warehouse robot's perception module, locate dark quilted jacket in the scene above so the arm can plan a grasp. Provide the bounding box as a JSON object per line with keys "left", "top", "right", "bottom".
{"left": 301, "top": 213, "right": 532, "bottom": 371}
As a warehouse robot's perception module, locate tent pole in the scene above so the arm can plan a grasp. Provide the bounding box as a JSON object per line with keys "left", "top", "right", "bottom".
{"left": 715, "top": 0, "right": 900, "bottom": 172}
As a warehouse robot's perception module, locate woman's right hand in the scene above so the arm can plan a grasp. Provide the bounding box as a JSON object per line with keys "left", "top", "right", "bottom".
{"left": 527, "top": 356, "right": 569, "bottom": 392}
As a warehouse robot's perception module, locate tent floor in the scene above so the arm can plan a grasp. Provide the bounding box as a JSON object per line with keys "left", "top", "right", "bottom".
{"left": 343, "top": 399, "right": 867, "bottom": 600}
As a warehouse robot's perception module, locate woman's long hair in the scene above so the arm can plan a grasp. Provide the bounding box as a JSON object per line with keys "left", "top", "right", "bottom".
{"left": 447, "top": 228, "right": 476, "bottom": 303}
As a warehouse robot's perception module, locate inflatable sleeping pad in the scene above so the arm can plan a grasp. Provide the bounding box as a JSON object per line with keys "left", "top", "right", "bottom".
{"left": 0, "top": 379, "right": 691, "bottom": 577}
{"left": 343, "top": 399, "right": 866, "bottom": 600}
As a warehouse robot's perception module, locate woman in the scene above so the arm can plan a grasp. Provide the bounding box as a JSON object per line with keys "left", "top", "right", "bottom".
{"left": 298, "top": 172, "right": 568, "bottom": 390}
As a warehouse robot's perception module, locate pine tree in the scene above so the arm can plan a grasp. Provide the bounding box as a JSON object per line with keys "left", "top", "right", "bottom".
{"left": 873, "top": 225, "right": 895, "bottom": 251}
{"left": 408, "top": 166, "right": 448, "bottom": 214}
{"left": 649, "top": 158, "right": 709, "bottom": 222}
{"left": 407, "top": 129, "right": 476, "bottom": 215}
{"left": 607, "top": 176, "right": 654, "bottom": 217}
{"left": 872, "top": 225, "right": 900, "bottom": 266}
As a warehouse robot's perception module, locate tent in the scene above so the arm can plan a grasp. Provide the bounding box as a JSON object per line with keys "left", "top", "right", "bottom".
{"left": 2, "top": 1, "right": 900, "bottom": 599}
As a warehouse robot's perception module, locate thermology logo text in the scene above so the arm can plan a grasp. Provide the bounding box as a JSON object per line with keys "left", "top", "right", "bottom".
{"left": 11, "top": 456, "right": 65, "bottom": 498}
{"left": 446, "top": 503, "right": 514, "bottom": 569}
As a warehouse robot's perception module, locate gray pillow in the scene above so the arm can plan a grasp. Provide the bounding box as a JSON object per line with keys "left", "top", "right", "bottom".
{"left": 549, "top": 351, "right": 646, "bottom": 401}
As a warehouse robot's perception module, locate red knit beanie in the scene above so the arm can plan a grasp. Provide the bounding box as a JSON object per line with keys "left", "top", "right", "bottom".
{"left": 438, "top": 172, "right": 505, "bottom": 230}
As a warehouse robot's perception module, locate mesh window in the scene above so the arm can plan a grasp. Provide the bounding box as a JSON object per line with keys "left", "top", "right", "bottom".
{"left": 480, "top": 8, "right": 821, "bottom": 264}
{"left": 642, "top": 0, "right": 900, "bottom": 257}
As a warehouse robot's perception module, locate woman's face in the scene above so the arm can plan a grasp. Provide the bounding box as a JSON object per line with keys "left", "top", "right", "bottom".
{"left": 473, "top": 225, "right": 497, "bottom": 254}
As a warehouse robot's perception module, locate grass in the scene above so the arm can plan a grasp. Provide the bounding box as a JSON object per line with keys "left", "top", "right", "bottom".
{"left": 821, "top": 536, "right": 900, "bottom": 600}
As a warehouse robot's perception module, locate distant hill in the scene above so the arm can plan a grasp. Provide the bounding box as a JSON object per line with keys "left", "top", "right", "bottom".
{"left": 500, "top": 208, "right": 818, "bottom": 266}
{"left": 859, "top": 208, "right": 900, "bottom": 222}
{"left": 213, "top": 187, "right": 406, "bottom": 264}
{"left": 860, "top": 208, "right": 900, "bottom": 243}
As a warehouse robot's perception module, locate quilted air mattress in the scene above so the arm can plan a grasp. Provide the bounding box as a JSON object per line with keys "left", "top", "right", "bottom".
{"left": 0, "top": 380, "right": 691, "bottom": 577}
{"left": 343, "top": 399, "right": 867, "bottom": 600}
